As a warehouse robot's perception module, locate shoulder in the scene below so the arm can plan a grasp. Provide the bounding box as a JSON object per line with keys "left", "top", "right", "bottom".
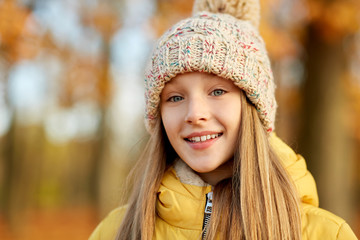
{"left": 89, "top": 206, "right": 127, "bottom": 240}
{"left": 269, "top": 133, "right": 319, "bottom": 206}
{"left": 301, "top": 204, "right": 357, "bottom": 240}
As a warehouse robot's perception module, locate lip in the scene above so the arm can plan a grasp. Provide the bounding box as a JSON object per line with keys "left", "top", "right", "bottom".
{"left": 184, "top": 131, "right": 221, "bottom": 138}
{"left": 184, "top": 131, "right": 222, "bottom": 150}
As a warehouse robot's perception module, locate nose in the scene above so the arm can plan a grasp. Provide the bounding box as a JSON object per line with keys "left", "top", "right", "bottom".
{"left": 184, "top": 97, "right": 210, "bottom": 124}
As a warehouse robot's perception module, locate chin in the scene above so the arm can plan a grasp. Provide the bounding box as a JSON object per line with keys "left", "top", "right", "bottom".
{"left": 189, "top": 162, "right": 219, "bottom": 173}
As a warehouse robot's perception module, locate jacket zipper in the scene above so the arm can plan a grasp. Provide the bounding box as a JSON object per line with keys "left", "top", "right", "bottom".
{"left": 202, "top": 191, "right": 213, "bottom": 240}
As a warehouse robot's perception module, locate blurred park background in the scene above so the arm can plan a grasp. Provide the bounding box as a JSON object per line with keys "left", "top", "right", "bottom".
{"left": 0, "top": 0, "right": 359, "bottom": 239}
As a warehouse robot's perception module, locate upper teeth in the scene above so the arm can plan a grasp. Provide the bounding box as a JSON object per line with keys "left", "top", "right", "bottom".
{"left": 188, "top": 134, "right": 220, "bottom": 143}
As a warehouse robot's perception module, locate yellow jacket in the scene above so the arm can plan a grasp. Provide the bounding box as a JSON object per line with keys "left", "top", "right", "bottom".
{"left": 89, "top": 135, "right": 357, "bottom": 239}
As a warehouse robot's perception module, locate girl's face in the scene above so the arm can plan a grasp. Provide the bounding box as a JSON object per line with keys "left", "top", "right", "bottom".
{"left": 160, "top": 72, "right": 242, "bottom": 182}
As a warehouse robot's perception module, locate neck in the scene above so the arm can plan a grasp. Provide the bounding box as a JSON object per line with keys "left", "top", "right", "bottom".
{"left": 197, "top": 160, "right": 233, "bottom": 186}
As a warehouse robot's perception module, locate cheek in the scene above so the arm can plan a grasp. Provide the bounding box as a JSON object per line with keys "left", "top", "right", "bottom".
{"left": 160, "top": 109, "right": 170, "bottom": 133}
{"left": 218, "top": 102, "right": 241, "bottom": 130}
{"left": 232, "top": 105, "right": 242, "bottom": 129}
{"left": 161, "top": 107, "right": 180, "bottom": 139}
{"left": 233, "top": 112, "right": 241, "bottom": 134}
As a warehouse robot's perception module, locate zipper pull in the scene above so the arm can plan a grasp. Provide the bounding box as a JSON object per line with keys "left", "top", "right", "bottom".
{"left": 202, "top": 191, "right": 213, "bottom": 239}
{"left": 204, "top": 191, "right": 213, "bottom": 214}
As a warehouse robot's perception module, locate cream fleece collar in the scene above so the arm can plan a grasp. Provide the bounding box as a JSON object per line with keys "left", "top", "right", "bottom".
{"left": 173, "top": 159, "right": 210, "bottom": 187}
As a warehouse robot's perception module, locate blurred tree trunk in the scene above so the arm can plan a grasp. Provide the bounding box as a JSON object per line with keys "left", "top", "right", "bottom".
{"left": 2, "top": 117, "right": 16, "bottom": 220}
{"left": 2, "top": 115, "right": 45, "bottom": 229}
{"left": 299, "top": 22, "right": 355, "bottom": 222}
{"left": 88, "top": 110, "right": 107, "bottom": 208}
{"left": 88, "top": 41, "right": 111, "bottom": 210}
{"left": 84, "top": 0, "right": 121, "bottom": 214}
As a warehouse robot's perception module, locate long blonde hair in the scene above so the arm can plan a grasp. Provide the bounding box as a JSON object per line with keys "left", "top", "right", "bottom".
{"left": 117, "top": 93, "right": 301, "bottom": 239}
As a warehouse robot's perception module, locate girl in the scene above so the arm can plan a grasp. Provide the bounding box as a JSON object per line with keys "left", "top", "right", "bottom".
{"left": 90, "top": 0, "right": 357, "bottom": 239}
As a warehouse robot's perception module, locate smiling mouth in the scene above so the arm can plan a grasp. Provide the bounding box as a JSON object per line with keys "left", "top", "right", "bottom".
{"left": 185, "top": 133, "right": 223, "bottom": 143}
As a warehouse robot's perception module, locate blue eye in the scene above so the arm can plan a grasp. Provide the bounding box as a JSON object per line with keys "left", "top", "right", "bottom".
{"left": 168, "top": 96, "right": 183, "bottom": 102}
{"left": 211, "top": 89, "right": 225, "bottom": 96}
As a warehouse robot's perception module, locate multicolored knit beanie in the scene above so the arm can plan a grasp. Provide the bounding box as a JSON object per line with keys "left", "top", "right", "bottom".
{"left": 144, "top": 0, "right": 277, "bottom": 133}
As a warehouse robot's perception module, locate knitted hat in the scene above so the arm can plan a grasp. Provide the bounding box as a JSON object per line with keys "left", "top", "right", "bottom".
{"left": 144, "top": 0, "right": 277, "bottom": 133}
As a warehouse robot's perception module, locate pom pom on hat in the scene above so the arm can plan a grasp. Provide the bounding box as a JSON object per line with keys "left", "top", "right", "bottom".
{"left": 193, "top": 0, "right": 260, "bottom": 28}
